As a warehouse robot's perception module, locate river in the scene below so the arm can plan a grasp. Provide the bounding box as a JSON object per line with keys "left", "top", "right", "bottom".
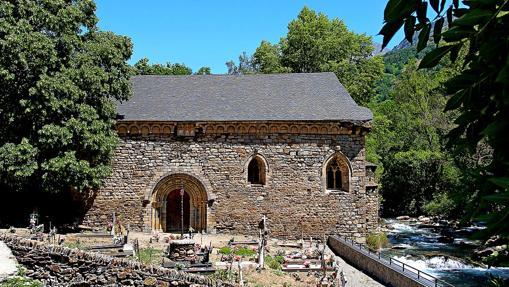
{"left": 380, "top": 219, "right": 509, "bottom": 287}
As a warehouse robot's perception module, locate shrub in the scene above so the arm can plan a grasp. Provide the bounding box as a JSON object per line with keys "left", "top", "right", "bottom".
{"left": 274, "top": 255, "right": 285, "bottom": 264}
{"left": 0, "top": 276, "right": 43, "bottom": 287}
{"left": 1, "top": 268, "right": 43, "bottom": 287}
{"left": 218, "top": 246, "right": 232, "bottom": 255}
{"left": 234, "top": 247, "right": 256, "bottom": 257}
{"left": 423, "top": 192, "right": 456, "bottom": 218}
{"left": 264, "top": 255, "right": 282, "bottom": 270}
{"left": 366, "top": 232, "right": 389, "bottom": 250}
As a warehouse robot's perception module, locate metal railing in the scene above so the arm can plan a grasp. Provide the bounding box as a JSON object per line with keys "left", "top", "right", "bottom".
{"left": 337, "top": 236, "right": 455, "bottom": 287}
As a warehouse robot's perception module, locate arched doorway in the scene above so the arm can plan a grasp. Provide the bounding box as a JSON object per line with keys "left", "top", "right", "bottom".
{"left": 150, "top": 174, "right": 208, "bottom": 232}
{"left": 166, "top": 189, "right": 190, "bottom": 231}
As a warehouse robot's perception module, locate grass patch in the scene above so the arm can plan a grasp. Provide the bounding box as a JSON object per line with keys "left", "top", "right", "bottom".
{"left": 218, "top": 246, "right": 232, "bottom": 255}
{"left": 234, "top": 247, "right": 256, "bottom": 257}
{"left": 210, "top": 269, "right": 237, "bottom": 281}
{"left": 137, "top": 246, "right": 162, "bottom": 265}
{"left": 63, "top": 240, "right": 85, "bottom": 250}
{"left": 1, "top": 267, "right": 43, "bottom": 287}
{"left": 366, "top": 232, "right": 389, "bottom": 250}
{"left": 0, "top": 277, "right": 43, "bottom": 287}
{"left": 265, "top": 255, "right": 282, "bottom": 270}
{"left": 218, "top": 246, "right": 256, "bottom": 257}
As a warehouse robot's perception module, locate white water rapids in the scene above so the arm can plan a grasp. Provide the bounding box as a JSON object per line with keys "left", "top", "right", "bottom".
{"left": 383, "top": 219, "right": 509, "bottom": 286}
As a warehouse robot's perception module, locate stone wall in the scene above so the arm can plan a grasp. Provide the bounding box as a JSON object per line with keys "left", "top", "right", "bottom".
{"left": 0, "top": 234, "right": 232, "bottom": 287}
{"left": 84, "top": 128, "right": 379, "bottom": 239}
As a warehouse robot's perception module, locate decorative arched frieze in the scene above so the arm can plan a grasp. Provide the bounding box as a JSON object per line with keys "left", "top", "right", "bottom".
{"left": 116, "top": 121, "right": 371, "bottom": 137}
{"left": 129, "top": 125, "right": 139, "bottom": 134}
{"left": 151, "top": 125, "right": 161, "bottom": 134}
{"left": 117, "top": 125, "right": 128, "bottom": 134}
{"left": 140, "top": 125, "right": 150, "bottom": 135}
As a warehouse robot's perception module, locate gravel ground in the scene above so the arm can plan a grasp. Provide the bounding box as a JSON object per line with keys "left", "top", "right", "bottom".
{"left": 0, "top": 241, "right": 18, "bottom": 280}
{"left": 328, "top": 247, "right": 384, "bottom": 287}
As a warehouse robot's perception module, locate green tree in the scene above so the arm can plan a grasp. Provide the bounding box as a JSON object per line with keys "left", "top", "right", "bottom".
{"left": 227, "top": 7, "right": 384, "bottom": 104}
{"left": 281, "top": 7, "right": 384, "bottom": 104}
{"left": 133, "top": 57, "right": 192, "bottom": 75}
{"left": 367, "top": 60, "right": 462, "bottom": 217}
{"left": 0, "top": 1, "right": 132, "bottom": 193}
{"left": 226, "top": 52, "right": 257, "bottom": 75}
{"left": 195, "top": 67, "right": 211, "bottom": 75}
{"left": 380, "top": 0, "right": 509, "bottom": 238}
{"left": 252, "top": 41, "right": 290, "bottom": 74}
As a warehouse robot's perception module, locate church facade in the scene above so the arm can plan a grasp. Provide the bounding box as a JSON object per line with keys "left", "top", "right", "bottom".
{"left": 83, "top": 72, "right": 379, "bottom": 239}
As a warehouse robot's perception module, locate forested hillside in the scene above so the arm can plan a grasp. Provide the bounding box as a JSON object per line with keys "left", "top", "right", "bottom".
{"left": 367, "top": 45, "right": 467, "bottom": 218}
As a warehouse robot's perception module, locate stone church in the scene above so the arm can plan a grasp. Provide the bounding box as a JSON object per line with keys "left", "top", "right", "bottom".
{"left": 83, "top": 72, "right": 379, "bottom": 239}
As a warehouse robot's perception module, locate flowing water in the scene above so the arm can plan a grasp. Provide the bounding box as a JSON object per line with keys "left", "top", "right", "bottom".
{"left": 381, "top": 219, "right": 509, "bottom": 287}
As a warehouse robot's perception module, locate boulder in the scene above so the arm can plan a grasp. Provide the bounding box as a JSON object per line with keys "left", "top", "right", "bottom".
{"left": 474, "top": 247, "right": 494, "bottom": 259}
{"left": 396, "top": 216, "right": 410, "bottom": 221}
{"left": 485, "top": 235, "right": 505, "bottom": 247}
{"left": 418, "top": 216, "right": 432, "bottom": 223}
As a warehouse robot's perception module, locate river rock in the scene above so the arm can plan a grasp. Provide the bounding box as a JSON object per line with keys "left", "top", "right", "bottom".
{"left": 418, "top": 216, "right": 432, "bottom": 223}
{"left": 485, "top": 235, "right": 505, "bottom": 247}
{"left": 391, "top": 245, "right": 408, "bottom": 250}
{"left": 474, "top": 247, "right": 494, "bottom": 259}
{"left": 396, "top": 216, "right": 410, "bottom": 221}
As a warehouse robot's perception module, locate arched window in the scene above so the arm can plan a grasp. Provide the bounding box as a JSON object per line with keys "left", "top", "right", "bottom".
{"left": 325, "top": 155, "right": 350, "bottom": 191}
{"left": 248, "top": 156, "right": 266, "bottom": 185}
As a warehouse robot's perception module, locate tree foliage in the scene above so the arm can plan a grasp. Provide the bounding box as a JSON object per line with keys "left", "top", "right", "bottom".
{"left": 226, "top": 7, "right": 384, "bottom": 104}
{"left": 225, "top": 52, "right": 258, "bottom": 75}
{"left": 380, "top": 0, "right": 509, "bottom": 238}
{"left": 367, "top": 59, "right": 462, "bottom": 217}
{"left": 194, "top": 66, "right": 211, "bottom": 75}
{"left": 0, "top": 0, "right": 133, "bottom": 193}
{"left": 133, "top": 57, "right": 192, "bottom": 75}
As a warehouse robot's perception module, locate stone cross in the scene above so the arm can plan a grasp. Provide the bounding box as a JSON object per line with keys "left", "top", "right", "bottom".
{"left": 257, "top": 215, "right": 267, "bottom": 270}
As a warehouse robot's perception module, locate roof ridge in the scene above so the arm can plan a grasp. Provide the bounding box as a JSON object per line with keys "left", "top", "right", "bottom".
{"left": 131, "top": 72, "right": 336, "bottom": 78}
{"left": 120, "top": 72, "right": 372, "bottom": 122}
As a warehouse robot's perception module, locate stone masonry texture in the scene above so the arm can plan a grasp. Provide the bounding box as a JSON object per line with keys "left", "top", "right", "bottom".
{"left": 0, "top": 234, "right": 233, "bottom": 287}
{"left": 83, "top": 128, "right": 379, "bottom": 240}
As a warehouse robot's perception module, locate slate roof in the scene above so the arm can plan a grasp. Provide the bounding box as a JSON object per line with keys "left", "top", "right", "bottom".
{"left": 118, "top": 72, "right": 372, "bottom": 122}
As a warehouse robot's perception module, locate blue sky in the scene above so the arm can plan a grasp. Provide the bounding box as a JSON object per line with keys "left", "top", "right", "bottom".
{"left": 95, "top": 1, "right": 403, "bottom": 74}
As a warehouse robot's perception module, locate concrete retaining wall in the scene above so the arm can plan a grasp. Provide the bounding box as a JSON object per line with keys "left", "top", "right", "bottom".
{"left": 327, "top": 236, "right": 430, "bottom": 287}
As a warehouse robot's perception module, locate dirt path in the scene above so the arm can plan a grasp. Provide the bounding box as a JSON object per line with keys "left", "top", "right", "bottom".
{"left": 0, "top": 241, "right": 18, "bottom": 280}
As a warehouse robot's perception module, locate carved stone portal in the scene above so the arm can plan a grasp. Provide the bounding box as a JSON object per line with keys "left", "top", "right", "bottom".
{"left": 150, "top": 174, "right": 208, "bottom": 232}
